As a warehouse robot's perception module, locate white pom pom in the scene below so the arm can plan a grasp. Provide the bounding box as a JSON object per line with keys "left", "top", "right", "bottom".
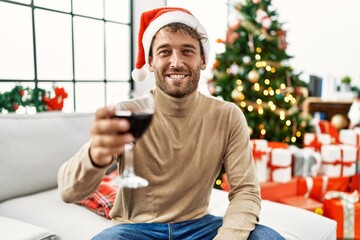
{"left": 131, "top": 67, "right": 149, "bottom": 82}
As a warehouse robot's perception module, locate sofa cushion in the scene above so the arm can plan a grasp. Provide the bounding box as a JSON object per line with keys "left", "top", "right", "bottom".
{"left": 0, "top": 188, "right": 111, "bottom": 239}
{"left": 0, "top": 112, "right": 94, "bottom": 202}
{"left": 0, "top": 216, "right": 56, "bottom": 240}
{"left": 209, "top": 189, "right": 337, "bottom": 240}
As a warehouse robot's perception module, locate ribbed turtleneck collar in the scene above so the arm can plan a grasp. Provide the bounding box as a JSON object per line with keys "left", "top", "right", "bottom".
{"left": 152, "top": 85, "right": 200, "bottom": 117}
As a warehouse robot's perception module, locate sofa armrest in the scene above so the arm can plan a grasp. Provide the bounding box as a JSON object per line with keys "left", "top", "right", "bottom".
{"left": 0, "top": 216, "right": 56, "bottom": 240}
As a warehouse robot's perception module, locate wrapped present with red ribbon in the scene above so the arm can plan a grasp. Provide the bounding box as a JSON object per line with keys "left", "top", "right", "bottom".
{"left": 267, "top": 141, "right": 288, "bottom": 149}
{"left": 298, "top": 175, "right": 351, "bottom": 202}
{"left": 323, "top": 190, "right": 360, "bottom": 239}
{"left": 318, "top": 120, "right": 340, "bottom": 144}
{"left": 268, "top": 148, "right": 292, "bottom": 183}
{"left": 350, "top": 173, "right": 360, "bottom": 192}
{"left": 259, "top": 177, "right": 298, "bottom": 202}
{"left": 303, "top": 133, "right": 331, "bottom": 152}
{"left": 250, "top": 139, "right": 270, "bottom": 182}
{"left": 321, "top": 144, "right": 357, "bottom": 177}
{"left": 339, "top": 129, "right": 360, "bottom": 147}
{"left": 279, "top": 176, "right": 323, "bottom": 213}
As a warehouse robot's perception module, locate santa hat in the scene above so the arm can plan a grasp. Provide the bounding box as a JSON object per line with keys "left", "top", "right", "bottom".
{"left": 132, "top": 7, "right": 210, "bottom": 82}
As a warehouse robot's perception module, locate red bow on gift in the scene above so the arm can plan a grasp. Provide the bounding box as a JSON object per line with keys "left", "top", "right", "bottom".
{"left": 267, "top": 151, "right": 292, "bottom": 181}
{"left": 252, "top": 143, "right": 267, "bottom": 161}
{"left": 305, "top": 135, "right": 323, "bottom": 152}
{"left": 322, "top": 149, "right": 356, "bottom": 176}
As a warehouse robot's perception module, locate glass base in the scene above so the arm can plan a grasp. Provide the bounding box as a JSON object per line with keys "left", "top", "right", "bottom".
{"left": 112, "top": 176, "right": 149, "bottom": 189}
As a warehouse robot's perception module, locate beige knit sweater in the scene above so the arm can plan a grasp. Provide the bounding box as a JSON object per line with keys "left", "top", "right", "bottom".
{"left": 58, "top": 86, "right": 261, "bottom": 240}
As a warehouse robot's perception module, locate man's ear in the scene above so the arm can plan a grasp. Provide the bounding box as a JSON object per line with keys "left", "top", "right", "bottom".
{"left": 200, "top": 55, "right": 206, "bottom": 70}
{"left": 148, "top": 56, "right": 154, "bottom": 72}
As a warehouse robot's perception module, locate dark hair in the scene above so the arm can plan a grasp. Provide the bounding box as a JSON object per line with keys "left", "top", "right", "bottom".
{"left": 149, "top": 22, "right": 207, "bottom": 57}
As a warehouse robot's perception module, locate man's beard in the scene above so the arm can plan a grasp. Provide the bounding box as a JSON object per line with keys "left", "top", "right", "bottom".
{"left": 154, "top": 67, "right": 201, "bottom": 98}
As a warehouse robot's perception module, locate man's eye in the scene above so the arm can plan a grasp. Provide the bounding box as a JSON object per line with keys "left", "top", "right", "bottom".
{"left": 158, "top": 50, "right": 171, "bottom": 55}
{"left": 183, "top": 49, "right": 195, "bottom": 54}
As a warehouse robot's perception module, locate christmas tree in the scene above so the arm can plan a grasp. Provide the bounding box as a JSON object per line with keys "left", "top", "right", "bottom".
{"left": 208, "top": 0, "right": 312, "bottom": 189}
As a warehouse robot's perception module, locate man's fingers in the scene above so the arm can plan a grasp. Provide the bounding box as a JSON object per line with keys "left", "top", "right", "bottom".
{"left": 95, "top": 107, "right": 114, "bottom": 120}
{"left": 89, "top": 146, "right": 124, "bottom": 167}
{"left": 91, "top": 118, "right": 131, "bottom": 135}
{"left": 91, "top": 134, "right": 134, "bottom": 148}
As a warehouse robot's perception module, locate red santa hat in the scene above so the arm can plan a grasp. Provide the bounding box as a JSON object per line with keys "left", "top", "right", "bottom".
{"left": 132, "top": 7, "right": 210, "bottom": 82}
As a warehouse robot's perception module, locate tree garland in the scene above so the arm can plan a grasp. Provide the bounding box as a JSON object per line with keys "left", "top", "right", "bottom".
{"left": 0, "top": 85, "right": 68, "bottom": 113}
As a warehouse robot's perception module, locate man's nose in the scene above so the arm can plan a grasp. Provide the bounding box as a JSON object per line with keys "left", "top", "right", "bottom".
{"left": 170, "top": 51, "right": 184, "bottom": 68}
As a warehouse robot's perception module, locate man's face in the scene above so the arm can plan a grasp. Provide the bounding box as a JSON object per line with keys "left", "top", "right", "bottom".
{"left": 148, "top": 28, "right": 206, "bottom": 98}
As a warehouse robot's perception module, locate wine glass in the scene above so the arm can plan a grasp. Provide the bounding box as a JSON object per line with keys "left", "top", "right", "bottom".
{"left": 111, "top": 92, "right": 155, "bottom": 188}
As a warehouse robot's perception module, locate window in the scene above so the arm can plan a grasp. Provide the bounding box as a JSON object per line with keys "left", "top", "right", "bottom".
{"left": 0, "top": 0, "right": 133, "bottom": 113}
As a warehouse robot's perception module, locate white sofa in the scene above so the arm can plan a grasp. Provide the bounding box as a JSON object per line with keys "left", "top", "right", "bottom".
{"left": 0, "top": 112, "right": 337, "bottom": 240}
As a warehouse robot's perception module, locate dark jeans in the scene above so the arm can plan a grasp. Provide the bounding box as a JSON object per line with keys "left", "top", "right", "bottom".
{"left": 92, "top": 214, "right": 285, "bottom": 240}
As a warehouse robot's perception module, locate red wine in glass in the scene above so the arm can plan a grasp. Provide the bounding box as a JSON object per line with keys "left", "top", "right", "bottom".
{"left": 114, "top": 111, "right": 153, "bottom": 139}
{"left": 112, "top": 93, "right": 154, "bottom": 188}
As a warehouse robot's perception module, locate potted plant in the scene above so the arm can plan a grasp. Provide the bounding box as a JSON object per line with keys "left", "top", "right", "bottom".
{"left": 340, "top": 75, "right": 351, "bottom": 92}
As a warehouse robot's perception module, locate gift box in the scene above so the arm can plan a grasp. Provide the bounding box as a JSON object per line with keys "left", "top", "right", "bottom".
{"left": 339, "top": 129, "right": 360, "bottom": 146}
{"left": 350, "top": 174, "right": 360, "bottom": 192}
{"left": 317, "top": 120, "right": 340, "bottom": 144}
{"left": 323, "top": 190, "right": 360, "bottom": 239}
{"left": 321, "top": 144, "right": 357, "bottom": 177}
{"left": 279, "top": 176, "right": 323, "bottom": 212}
{"left": 340, "top": 145, "right": 358, "bottom": 176}
{"left": 250, "top": 139, "right": 270, "bottom": 183}
{"left": 289, "top": 145, "right": 321, "bottom": 177}
{"left": 260, "top": 177, "right": 297, "bottom": 202}
{"left": 279, "top": 196, "right": 323, "bottom": 212}
{"left": 303, "top": 133, "right": 331, "bottom": 152}
{"left": 298, "top": 175, "right": 350, "bottom": 202}
{"left": 267, "top": 141, "right": 288, "bottom": 149}
{"left": 268, "top": 148, "right": 292, "bottom": 183}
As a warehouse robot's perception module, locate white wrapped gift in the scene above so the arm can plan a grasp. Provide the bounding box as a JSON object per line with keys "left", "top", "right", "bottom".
{"left": 339, "top": 129, "right": 360, "bottom": 146}
{"left": 321, "top": 144, "right": 357, "bottom": 177}
{"left": 339, "top": 145, "right": 357, "bottom": 176}
{"left": 303, "top": 133, "right": 331, "bottom": 152}
{"left": 250, "top": 139, "right": 270, "bottom": 182}
{"left": 268, "top": 148, "right": 292, "bottom": 183}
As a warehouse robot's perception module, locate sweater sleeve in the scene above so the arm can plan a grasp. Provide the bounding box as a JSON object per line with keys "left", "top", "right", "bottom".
{"left": 214, "top": 104, "right": 261, "bottom": 240}
{"left": 57, "top": 141, "right": 111, "bottom": 203}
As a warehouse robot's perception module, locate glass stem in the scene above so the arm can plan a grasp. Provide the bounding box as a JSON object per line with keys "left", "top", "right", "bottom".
{"left": 124, "top": 142, "right": 135, "bottom": 176}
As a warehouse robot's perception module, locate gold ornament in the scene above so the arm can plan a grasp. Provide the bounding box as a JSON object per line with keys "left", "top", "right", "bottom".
{"left": 248, "top": 69, "right": 260, "bottom": 83}
{"left": 331, "top": 114, "right": 349, "bottom": 129}
{"left": 231, "top": 88, "right": 243, "bottom": 102}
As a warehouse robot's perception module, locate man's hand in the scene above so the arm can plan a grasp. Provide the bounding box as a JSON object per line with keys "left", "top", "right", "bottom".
{"left": 89, "top": 107, "right": 135, "bottom": 167}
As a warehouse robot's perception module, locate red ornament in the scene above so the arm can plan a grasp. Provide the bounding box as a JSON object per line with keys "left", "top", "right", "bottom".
{"left": 43, "top": 87, "right": 68, "bottom": 111}
{"left": 277, "top": 29, "right": 287, "bottom": 50}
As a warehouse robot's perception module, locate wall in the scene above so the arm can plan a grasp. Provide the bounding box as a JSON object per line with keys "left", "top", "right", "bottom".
{"left": 272, "top": 0, "right": 360, "bottom": 87}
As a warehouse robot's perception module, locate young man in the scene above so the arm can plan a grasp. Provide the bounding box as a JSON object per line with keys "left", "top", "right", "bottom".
{"left": 58, "top": 7, "right": 285, "bottom": 240}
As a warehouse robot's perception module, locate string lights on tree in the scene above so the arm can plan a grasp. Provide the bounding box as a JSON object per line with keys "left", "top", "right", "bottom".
{"left": 208, "top": 0, "right": 311, "bottom": 146}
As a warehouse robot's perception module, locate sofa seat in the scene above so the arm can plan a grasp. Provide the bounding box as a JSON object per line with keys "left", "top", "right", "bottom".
{"left": 0, "top": 189, "right": 111, "bottom": 240}
{"left": 0, "top": 187, "right": 336, "bottom": 240}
